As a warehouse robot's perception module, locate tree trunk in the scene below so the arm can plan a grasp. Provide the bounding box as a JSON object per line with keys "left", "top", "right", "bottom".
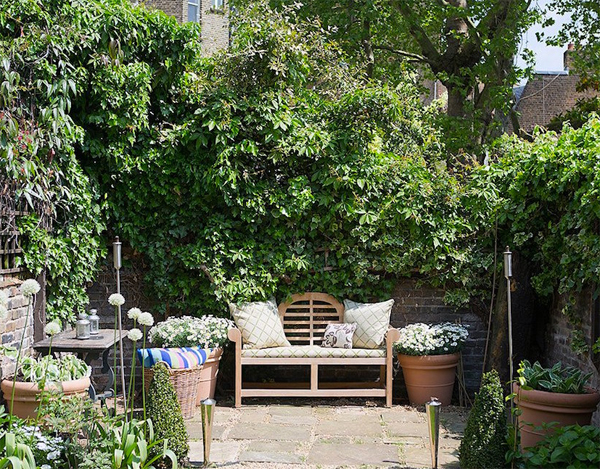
{"left": 447, "top": 86, "right": 466, "bottom": 117}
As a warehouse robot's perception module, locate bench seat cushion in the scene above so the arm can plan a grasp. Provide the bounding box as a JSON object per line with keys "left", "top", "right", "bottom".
{"left": 241, "top": 345, "right": 386, "bottom": 358}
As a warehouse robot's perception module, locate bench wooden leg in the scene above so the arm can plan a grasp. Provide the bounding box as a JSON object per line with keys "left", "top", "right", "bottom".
{"left": 311, "top": 363, "right": 318, "bottom": 391}
{"left": 235, "top": 357, "right": 242, "bottom": 408}
{"left": 385, "top": 359, "right": 393, "bottom": 407}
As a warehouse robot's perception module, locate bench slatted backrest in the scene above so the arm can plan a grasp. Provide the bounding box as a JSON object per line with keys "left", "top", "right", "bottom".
{"left": 278, "top": 293, "right": 344, "bottom": 346}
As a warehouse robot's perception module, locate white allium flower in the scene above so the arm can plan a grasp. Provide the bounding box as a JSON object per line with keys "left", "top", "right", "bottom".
{"left": 127, "top": 307, "right": 142, "bottom": 321}
{"left": 108, "top": 293, "right": 125, "bottom": 306}
{"left": 44, "top": 321, "right": 62, "bottom": 337}
{"left": 0, "top": 290, "right": 8, "bottom": 306}
{"left": 20, "top": 279, "right": 41, "bottom": 298}
{"left": 138, "top": 312, "right": 154, "bottom": 327}
{"left": 128, "top": 328, "right": 143, "bottom": 342}
{"left": 0, "top": 304, "right": 8, "bottom": 320}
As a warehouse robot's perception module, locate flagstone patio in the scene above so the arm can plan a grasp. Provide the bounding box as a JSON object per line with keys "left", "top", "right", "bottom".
{"left": 186, "top": 400, "right": 466, "bottom": 468}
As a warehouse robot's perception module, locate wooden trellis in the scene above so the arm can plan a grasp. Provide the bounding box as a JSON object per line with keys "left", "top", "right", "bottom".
{"left": 0, "top": 185, "right": 26, "bottom": 277}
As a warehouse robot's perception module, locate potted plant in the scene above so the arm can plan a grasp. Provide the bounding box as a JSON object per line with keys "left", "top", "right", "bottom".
{"left": 394, "top": 322, "right": 469, "bottom": 406}
{"left": 147, "top": 315, "right": 234, "bottom": 404}
{"left": 514, "top": 360, "right": 600, "bottom": 449}
{"left": 0, "top": 354, "right": 91, "bottom": 419}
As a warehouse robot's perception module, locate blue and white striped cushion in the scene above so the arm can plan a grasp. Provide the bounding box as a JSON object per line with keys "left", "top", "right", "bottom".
{"left": 137, "top": 347, "right": 215, "bottom": 369}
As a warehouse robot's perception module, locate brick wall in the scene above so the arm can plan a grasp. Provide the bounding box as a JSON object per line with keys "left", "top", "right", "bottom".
{"left": 544, "top": 288, "right": 600, "bottom": 426}
{"left": 86, "top": 256, "right": 486, "bottom": 402}
{"left": 514, "top": 73, "right": 599, "bottom": 134}
{"left": 141, "top": 0, "right": 229, "bottom": 56}
{"left": 0, "top": 278, "right": 33, "bottom": 380}
{"left": 199, "top": 0, "right": 228, "bottom": 57}
{"left": 142, "top": 0, "right": 185, "bottom": 23}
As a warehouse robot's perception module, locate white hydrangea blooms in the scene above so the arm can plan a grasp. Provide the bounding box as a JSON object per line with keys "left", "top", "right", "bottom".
{"left": 44, "top": 321, "right": 62, "bottom": 337}
{"left": 149, "top": 315, "right": 234, "bottom": 348}
{"left": 127, "top": 307, "right": 142, "bottom": 321}
{"left": 128, "top": 328, "right": 143, "bottom": 342}
{"left": 108, "top": 293, "right": 125, "bottom": 306}
{"left": 20, "top": 279, "right": 41, "bottom": 297}
{"left": 394, "top": 322, "right": 469, "bottom": 356}
{"left": 138, "top": 312, "right": 154, "bottom": 327}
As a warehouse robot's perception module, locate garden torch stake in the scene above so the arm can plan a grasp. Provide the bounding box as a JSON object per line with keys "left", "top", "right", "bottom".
{"left": 425, "top": 397, "right": 441, "bottom": 469}
{"left": 114, "top": 237, "right": 127, "bottom": 414}
{"left": 504, "top": 247, "right": 514, "bottom": 424}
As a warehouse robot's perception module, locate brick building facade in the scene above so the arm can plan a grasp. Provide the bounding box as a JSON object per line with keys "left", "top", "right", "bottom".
{"left": 0, "top": 278, "right": 33, "bottom": 380}
{"left": 142, "top": 0, "right": 229, "bottom": 56}
{"left": 544, "top": 288, "right": 600, "bottom": 426}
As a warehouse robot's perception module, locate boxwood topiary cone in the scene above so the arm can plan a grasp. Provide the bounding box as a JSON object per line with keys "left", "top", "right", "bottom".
{"left": 147, "top": 363, "right": 190, "bottom": 464}
{"left": 459, "top": 369, "right": 508, "bottom": 469}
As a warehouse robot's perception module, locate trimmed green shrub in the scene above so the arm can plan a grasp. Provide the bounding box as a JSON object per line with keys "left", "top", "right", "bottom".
{"left": 146, "top": 363, "right": 189, "bottom": 464}
{"left": 459, "top": 369, "right": 508, "bottom": 469}
{"left": 519, "top": 424, "right": 600, "bottom": 468}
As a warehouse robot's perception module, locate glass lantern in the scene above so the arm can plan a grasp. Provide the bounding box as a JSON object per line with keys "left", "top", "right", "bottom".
{"left": 88, "top": 309, "right": 100, "bottom": 335}
{"left": 76, "top": 312, "right": 91, "bottom": 340}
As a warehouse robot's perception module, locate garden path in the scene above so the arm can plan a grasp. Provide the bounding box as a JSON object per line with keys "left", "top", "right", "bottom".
{"left": 186, "top": 400, "right": 466, "bottom": 468}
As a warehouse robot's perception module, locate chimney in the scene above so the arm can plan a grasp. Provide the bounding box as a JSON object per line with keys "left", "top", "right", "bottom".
{"left": 564, "top": 43, "right": 575, "bottom": 71}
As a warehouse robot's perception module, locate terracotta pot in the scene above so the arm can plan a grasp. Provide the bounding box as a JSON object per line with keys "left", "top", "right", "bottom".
{"left": 196, "top": 348, "right": 223, "bottom": 405}
{"left": 1, "top": 376, "right": 91, "bottom": 420}
{"left": 513, "top": 383, "right": 600, "bottom": 449}
{"left": 397, "top": 353, "right": 460, "bottom": 406}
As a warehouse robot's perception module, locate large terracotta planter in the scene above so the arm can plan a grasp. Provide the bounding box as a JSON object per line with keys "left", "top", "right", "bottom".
{"left": 397, "top": 353, "right": 460, "bottom": 406}
{"left": 196, "top": 348, "right": 223, "bottom": 405}
{"left": 513, "top": 383, "right": 600, "bottom": 449}
{"left": 1, "top": 376, "right": 91, "bottom": 420}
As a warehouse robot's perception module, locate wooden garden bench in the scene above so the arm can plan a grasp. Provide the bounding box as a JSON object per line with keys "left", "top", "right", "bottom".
{"left": 228, "top": 292, "right": 400, "bottom": 407}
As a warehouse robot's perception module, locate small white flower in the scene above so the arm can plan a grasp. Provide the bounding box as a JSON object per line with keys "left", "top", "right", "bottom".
{"left": 128, "top": 328, "right": 143, "bottom": 342}
{"left": 47, "top": 450, "right": 59, "bottom": 460}
{"left": 41, "top": 465, "right": 51, "bottom": 469}
{"left": 108, "top": 293, "right": 125, "bottom": 306}
{"left": 20, "top": 279, "right": 41, "bottom": 298}
{"left": 37, "top": 442, "right": 49, "bottom": 451}
{"left": 127, "top": 307, "right": 142, "bottom": 321}
{"left": 138, "top": 312, "right": 154, "bottom": 327}
{"left": 0, "top": 304, "right": 8, "bottom": 320}
{"left": 44, "top": 321, "right": 62, "bottom": 337}
{"left": 0, "top": 290, "right": 8, "bottom": 307}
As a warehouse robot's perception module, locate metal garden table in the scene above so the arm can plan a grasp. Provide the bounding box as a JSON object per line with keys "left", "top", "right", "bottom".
{"left": 34, "top": 329, "right": 126, "bottom": 404}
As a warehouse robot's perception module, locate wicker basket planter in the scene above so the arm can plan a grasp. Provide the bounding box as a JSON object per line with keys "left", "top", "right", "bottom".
{"left": 144, "top": 364, "right": 201, "bottom": 419}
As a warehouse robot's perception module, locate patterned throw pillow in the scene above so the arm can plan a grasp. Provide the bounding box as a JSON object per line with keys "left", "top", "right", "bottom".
{"left": 343, "top": 299, "right": 394, "bottom": 349}
{"left": 321, "top": 323, "right": 357, "bottom": 349}
{"left": 229, "top": 299, "right": 291, "bottom": 349}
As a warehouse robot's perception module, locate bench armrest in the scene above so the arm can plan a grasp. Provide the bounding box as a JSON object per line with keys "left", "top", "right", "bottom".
{"left": 228, "top": 327, "right": 242, "bottom": 344}
{"left": 386, "top": 326, "right": 400, "bottom": 355}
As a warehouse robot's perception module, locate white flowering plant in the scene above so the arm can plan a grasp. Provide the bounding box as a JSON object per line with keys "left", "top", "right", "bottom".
{"left": 393, "top": 323, "right": 469, "bottom": 356}
{"left": 148, "top": 315, "right": 234, "bottom": 348}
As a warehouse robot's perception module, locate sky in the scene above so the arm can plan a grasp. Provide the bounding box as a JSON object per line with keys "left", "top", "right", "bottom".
{"left": 518, "top": 0, "right": 570, "bottom": 72}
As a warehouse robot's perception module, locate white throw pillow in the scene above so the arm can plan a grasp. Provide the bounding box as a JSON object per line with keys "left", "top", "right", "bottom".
{"left": 321, "top": 323, "right": 357, "bottom": 349}
{"left": 229, "top": 299, "right": 291, "bottom": 349}
{"left": 343, "top": 299, "right": 394, "bottom": 349}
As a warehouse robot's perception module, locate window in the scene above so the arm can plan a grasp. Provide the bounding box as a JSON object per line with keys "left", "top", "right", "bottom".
{"left": 211, "top": 0, "right": 224, "bottom": 11}
{"left": 188, "top": 0, "right": 199, "bottom": 22}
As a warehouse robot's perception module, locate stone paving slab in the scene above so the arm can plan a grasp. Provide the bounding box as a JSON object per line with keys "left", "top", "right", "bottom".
{"left": 240, "top": 441, "right": 306, "bottom": 465}
{"left": 315, "top": 418, "right": 383, "bottom": 438}
{"left": 186, "top": 402, "right": 466, "bottom": 468}
{"left": 308, "top": 441, "right": 400, "bottom": 466}
{"left": 229, "top": 422, "right": 313, "bottom": 441}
